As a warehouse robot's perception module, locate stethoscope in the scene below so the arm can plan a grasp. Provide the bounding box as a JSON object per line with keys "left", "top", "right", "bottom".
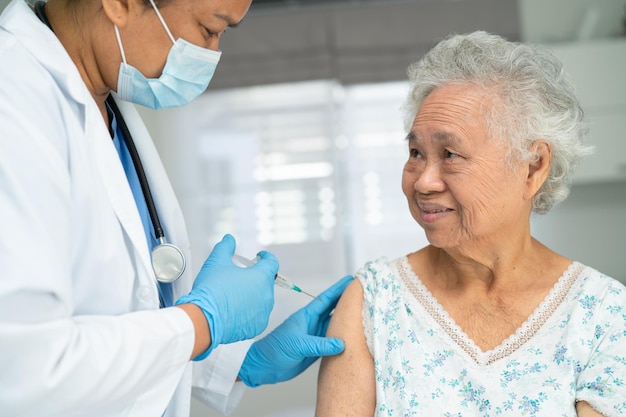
{"left": 34, "top": 1, "right": 185, "bottom": 283}
{"left": 106, "top": 97, "right": 186, "bottom": 283}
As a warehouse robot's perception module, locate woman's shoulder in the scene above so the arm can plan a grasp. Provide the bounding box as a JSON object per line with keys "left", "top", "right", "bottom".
{"left": 355, "top": 255, "right": 410, "bottom": 296}
{"left": 355, "top": 255, "right": 407, "bottom": 277}
{"left": 568, "top": 262, "right": 626, "bottom": 320}
{"left": 576, "top": 263, "right": 626, "bottom": 297}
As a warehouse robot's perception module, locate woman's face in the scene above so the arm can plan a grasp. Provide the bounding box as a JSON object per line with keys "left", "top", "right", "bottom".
{"left": 116, "top": 0, "right": 251, "bottom": 78}
{"left": 402, "top": 83, "right": 531, "bottom": 253}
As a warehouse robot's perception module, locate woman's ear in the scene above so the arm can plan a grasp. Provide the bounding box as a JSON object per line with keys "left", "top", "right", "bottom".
{"left": 101, "top": 0, "right": 131, "bottom": 28}
{"left": 524, "top": 140, "right": 552, "bottom": 199}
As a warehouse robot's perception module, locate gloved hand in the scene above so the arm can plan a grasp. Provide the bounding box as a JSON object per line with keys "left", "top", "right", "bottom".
{"left": 175, "top": 234, "right": 278, "bottom": 361}
{"left": 238, "top": 275, "right": 354, "bottom": 387}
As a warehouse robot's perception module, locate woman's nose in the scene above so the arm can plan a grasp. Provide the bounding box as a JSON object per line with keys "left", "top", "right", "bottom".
{"left": 414, "top": 162, "right": 445, "bottom": 194}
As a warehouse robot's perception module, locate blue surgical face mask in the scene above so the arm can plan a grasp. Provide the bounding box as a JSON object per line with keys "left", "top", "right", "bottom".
{"left": 114, "top": 0, "right": 221, "bottom": 109}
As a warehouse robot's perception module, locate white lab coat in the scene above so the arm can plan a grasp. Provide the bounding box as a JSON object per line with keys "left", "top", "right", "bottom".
{"left": 0, "top": 0, "right": 250, "bottom": 415}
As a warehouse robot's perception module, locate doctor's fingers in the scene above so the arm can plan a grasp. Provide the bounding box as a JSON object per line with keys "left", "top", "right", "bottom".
{"left": 203, "top": 234, "right": 237, "bottom": 266}
{"left": 305, "top": 275, "right": 354, "bottom": 315}
{"left": 252, "top": 250, "right": 280, "bottom": 278}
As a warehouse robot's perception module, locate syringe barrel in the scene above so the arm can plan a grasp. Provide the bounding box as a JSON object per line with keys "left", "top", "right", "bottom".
{"left": 233, "top": 253, "right": 298, "bottom": 291}
{"left": 232, "top": 253, "right": 257, "bottom": 267}
{"left": 274, "top": 274, "right": 293, "bottom": 290}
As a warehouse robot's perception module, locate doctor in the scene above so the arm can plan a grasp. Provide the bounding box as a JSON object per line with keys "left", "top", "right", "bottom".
{"left": 0, "top": 0, "right": 353, "bottom": 415}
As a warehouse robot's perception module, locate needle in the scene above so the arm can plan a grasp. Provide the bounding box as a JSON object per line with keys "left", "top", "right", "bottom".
{"left": 232, "top": 253, "right": 317, "bottom": 299}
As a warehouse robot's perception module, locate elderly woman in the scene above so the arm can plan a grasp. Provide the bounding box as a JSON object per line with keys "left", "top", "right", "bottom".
{"left": 315, "top": 31, "right": 626, "bottom": 416}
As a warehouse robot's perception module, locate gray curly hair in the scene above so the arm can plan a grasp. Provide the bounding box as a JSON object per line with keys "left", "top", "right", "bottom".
{"left": 402, "top": 31, "right": 593, "bottom": 214}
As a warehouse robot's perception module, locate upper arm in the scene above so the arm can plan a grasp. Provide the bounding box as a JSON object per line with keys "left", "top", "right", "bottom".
{"left": 575, "top": 280, "right": 626, "bottom": 414}
{"left": 576, "top": 401, "right": 606, "bottom": 417}
{"left": 315, "top": 279, "right": 376, "bottom": 417}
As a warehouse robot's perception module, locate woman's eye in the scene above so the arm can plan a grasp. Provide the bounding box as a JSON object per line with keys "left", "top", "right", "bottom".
{"left": 445, "top": 150, "right": 459, "bottom": 158}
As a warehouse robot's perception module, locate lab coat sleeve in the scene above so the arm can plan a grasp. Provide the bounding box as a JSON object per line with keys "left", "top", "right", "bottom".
{"left": 1, "top": 309, "right": 195, "bottom": 416}
{"left": 192, "top": 339, "right": 253, "bottom": 415}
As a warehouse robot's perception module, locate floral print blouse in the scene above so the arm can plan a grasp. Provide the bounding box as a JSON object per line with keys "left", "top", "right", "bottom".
{"left": 357, "top": 257, "right": 626, "bottom": 417}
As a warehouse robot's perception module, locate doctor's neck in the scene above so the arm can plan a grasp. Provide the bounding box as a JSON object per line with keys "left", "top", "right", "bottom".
{"left": 41, "top": 0, "right": 116, "bottom": 124}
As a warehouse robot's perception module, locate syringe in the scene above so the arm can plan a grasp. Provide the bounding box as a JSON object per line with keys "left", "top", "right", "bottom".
{"left": 232, "top": 253, "right": 316, "bottom": 299}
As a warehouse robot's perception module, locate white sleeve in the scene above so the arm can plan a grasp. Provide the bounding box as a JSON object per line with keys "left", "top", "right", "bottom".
{"left": 192, "top": 340, "right": 253, "bottom": 415}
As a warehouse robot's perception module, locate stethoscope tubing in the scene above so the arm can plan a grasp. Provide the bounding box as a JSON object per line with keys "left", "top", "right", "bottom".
{"left": 106, "top": 96, "right": 185, "bottom": 283}
{"left": 106, "top": 96, "right": 165, "bottom": 241}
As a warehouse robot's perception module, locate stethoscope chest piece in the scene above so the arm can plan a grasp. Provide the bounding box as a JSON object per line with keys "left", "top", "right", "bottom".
{"left": 152, "top": 242, "right": 186, "bottom": 283}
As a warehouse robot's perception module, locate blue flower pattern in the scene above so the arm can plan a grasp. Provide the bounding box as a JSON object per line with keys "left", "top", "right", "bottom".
{"left": 358, "top": 257, "right": 626, "bottom": 416}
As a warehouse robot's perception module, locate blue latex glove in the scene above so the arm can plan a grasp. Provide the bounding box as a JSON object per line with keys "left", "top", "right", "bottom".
{"left": 175, "top": 234, "right": 278, "bottom": 361}
{"left": 238, "top": 275, "right": 354, "bottom": 387}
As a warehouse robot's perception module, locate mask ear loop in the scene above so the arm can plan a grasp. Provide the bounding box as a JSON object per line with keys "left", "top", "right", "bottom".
{"left": 114, "top": 25, "right": 128, "bottom": 64}
{"left": 147, "top": 0, "right": 176, "bottom": 44}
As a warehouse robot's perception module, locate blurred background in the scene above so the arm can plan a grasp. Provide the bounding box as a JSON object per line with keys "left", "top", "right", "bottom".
{"left": 3, "top": 0, "right": 625, "bottom": 415}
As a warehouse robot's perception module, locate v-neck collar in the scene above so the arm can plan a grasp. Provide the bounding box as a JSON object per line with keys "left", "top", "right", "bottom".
{"left": 396, "top": 257, "right": 584, "bottom": 366}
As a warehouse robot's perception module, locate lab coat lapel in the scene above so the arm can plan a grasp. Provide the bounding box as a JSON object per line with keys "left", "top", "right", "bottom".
{"left": 86, "top": 100, "right": 156, "bottom": 288}
{"left": 113, "top": 97, "right": 194, "bottom": 298}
